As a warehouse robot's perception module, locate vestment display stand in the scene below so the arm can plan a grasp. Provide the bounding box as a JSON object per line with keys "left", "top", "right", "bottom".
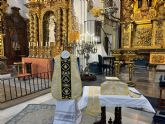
{"left": 94, "top": 107, "right": 121, "bottom": 124}
{"left": 52, "top": 50, "right": 82, "bottom": 124}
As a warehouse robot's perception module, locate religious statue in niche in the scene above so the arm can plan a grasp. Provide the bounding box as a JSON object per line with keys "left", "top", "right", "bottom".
{"left": 48, "top": 14, "right": 56, "bottom": 44}
{"left": 10, "top": 29, "right": 20, "bottom": 50}
{"left": 43, "top": 11, "right": 56, "bottom": 46}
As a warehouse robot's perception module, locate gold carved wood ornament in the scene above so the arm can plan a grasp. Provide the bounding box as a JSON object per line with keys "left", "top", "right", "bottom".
{"left": 150, "top": 53, "right": 165, "bottom": 64}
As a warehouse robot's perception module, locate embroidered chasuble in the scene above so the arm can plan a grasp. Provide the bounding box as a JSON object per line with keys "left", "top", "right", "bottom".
{"left": 51, "top": 54, "right": 82, "bottom": 100}
{"left": 101, "top": 81, "right": 129, "bottom": 96}
{"left": 101, "top": 81, "right": 141, "bottom": 98}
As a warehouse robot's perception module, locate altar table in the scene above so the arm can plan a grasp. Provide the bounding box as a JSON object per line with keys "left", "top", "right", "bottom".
{"left": 78, "top": 86, "right": 155, "bottom": 113}
{"left": 78, "top": 86, "right": 155, "bottom": 124}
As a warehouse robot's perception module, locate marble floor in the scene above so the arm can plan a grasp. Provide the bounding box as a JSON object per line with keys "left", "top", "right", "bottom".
{"left": 0, "top": 67, "right": 164, "bottom": 124}
{"left": 0, "top": 93, "right": 154, "bottom": 124}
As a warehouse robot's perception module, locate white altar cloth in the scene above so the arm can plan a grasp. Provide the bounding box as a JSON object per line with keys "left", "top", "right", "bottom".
{"left": 53, "top": 100, "right": 82, "bottom": 124}
{"left": 78, "top": 86, "right": 155, "bottom": 113}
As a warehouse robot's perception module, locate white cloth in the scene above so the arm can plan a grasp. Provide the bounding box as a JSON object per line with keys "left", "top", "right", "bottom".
{"left": 78, "top": 86, "right": 155, "bottom": 113}
{"left": 53, "top": 100, "right": 82, "bottom": 124}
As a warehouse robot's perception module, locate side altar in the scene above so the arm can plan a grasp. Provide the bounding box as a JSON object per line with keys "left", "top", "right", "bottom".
{"left": 112, "top": 0, "right": 165, "bottom": 63}
{"left": 26, "top": 0, "right": 77, "bottom": 58}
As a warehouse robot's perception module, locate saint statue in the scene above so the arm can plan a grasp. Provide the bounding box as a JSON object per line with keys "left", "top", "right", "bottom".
{"left": 48, "top": 14, "right": 56, "bottom": 44}
{"left": 10, "top": 29, "right": 19, "bottom": 50}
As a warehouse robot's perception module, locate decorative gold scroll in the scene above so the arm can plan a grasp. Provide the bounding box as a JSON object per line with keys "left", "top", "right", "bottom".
{"left": 150, "top": 52, "right": 165, "bottom": 64}
{"left": 133, "top": 24, "right": 152, "bottom": 48}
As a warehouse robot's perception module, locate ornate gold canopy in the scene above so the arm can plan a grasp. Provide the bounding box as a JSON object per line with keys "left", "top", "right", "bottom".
{"left": 26, "top": 0, "right": 75, "bottom": 58}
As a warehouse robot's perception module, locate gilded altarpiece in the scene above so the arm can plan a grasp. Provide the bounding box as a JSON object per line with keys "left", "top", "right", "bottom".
{"left": 26, "top": 0, "right": 74, "bottom": 58}
{"left": 121, "top": 23, "right": 133, "bottom": 49}
{"left": 114, "top": 0, "right": 165, "bottom": 62}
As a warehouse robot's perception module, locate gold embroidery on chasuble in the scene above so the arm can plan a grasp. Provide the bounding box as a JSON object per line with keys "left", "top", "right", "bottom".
{"left": 51, "top": 54, "right": 82, "bottom": 100}
{"left": 85, "top": 86, "right": 101, "bottom": 116}
{"left": 101, "top": 81, "right": 141, "bottom": 98}
{"left": 101, "top": 81, "right": 129, "bottom": 96}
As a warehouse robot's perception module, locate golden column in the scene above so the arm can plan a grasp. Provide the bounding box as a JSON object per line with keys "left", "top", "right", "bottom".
{"left": 0, "top": 34, "right": 5, "bottom": 57}
{"left": 114, "top": 61, "right": 120, "bottom": 77}
{"left": 56, "top": 9, "right": 61, "bottom": 43}
{"left": 29, "top": 14, "right": 35, "bottom": 46}
{"left": 62, "top": 8, "right": 67, "bottom": 47}
{"left": 29, "top": 14, "right": 35, "bottom": 57}
{"left": 68, "top": 0, "right": 73, "bottom": 44}
{"left": 33, "top": 14, "right": 38, "bottom": 46}
{"left": 126, "top": 61, "right": 135, "bottom": 87}
{"left": 0, "top": 0, "right": 8, "bottom": 62}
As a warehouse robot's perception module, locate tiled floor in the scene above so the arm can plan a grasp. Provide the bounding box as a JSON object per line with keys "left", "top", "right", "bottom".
{"left": 0, "top": 67, "right": 164, "bottom": 124}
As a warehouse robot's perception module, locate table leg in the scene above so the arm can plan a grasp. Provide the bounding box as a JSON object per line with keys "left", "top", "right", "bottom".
{"left": 93, "top": 107, "right": 122, "bottom": 124}
{"left": 93, "top": 107, "right": 106, "bottom": 124}
{"left": 113, "top": 107, "right": 122, "bottom": 124}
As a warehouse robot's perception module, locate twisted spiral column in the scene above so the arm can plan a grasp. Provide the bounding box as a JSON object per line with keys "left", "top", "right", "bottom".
{"left": 56, "top": 9, "right": 61, "bottom": 43}
{"left": 62, "top": 8, "right": 67, "bottom": 46}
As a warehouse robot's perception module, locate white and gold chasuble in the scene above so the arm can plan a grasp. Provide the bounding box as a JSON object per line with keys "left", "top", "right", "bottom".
{"left": 101, "top": 81, "right": 129, "bottom": 96}
{"left": 51, "top": 54, "right": 82, "bottom": 100}
{"left": 101, "top": 80, "right": 141, "bottom": 98}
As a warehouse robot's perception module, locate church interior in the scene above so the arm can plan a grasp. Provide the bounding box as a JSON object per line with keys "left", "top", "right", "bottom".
{"left": 0, "top": 0, "right": 165, "bottom": 124}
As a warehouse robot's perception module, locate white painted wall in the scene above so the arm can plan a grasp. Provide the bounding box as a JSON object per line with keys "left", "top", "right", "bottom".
{"left": 73, "top": 0, "right": 87, "bottom": 34}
